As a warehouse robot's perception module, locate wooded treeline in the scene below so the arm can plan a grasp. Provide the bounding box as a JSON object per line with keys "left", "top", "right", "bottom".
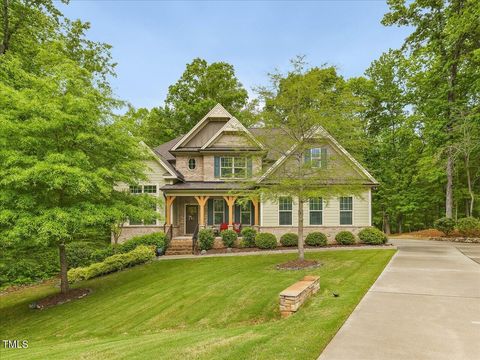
{"left": 127, "top": 1, "right": 480, "bottom": 233}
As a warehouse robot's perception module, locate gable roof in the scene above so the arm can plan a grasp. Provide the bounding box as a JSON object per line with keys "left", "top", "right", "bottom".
{"left": 171, "top": 104, "right": 233, "bottom": 151}
{"left": 257, "top": 125, "right": 378, "bottom": 185}
{"left": 140, "top": 141, "right": 183, "bottom": 180}
{"left": 201, "top": 117, "right": 265, "bottom": 150}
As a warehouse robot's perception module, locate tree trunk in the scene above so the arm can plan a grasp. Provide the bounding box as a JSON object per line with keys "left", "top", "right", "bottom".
{"left": 445, "top": 151, "right": 454, "bottom": 218}
{"left": 297, "top": 197, "right": 305, "bottom": 261}
{"left": 1, "top": 0, "right": 9, "bottom": 54}
{"left": 397, "top": 214, "right": 403, "bottom": 234}
{"left": 465, "top": 157, "right": 475, "bottom": 216}
{"left": 59, "top": 243, "right": 69, "bottom": 294}
{"left": 383, "top": 211, "right": 391, "bottom": 235}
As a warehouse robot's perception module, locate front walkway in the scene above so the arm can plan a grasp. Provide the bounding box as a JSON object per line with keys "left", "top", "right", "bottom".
{"left": 318, "top": 239, "right": 480, "bottom": 360}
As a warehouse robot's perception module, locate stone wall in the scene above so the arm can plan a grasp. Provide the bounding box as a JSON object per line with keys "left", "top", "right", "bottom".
{"left": 279, "top": 275, "right": 320, "bottom": 318}
{"left": 115, "top": 226, "right": 165, "bottom": 243}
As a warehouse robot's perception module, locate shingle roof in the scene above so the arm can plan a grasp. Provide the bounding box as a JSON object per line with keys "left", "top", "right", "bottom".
{"left": 161, "top": 182, "right": 247, "bottom": 190}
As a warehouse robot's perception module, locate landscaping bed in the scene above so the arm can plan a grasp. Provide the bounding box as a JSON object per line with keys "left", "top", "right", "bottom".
{"left": 276, "top": 259, "right": 321, "bottom": 270}
{"left": 200, "top": 243, "right": 393, "bottom": 255}
{"left": 29, "top": 288, "right": 91, "bottom": 310}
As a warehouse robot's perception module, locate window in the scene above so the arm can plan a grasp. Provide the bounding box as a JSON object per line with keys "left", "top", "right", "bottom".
{"left": 188, "top": 158, "right": 196, "bottom": 170}
{"left": 129, "top": 185, "right": 142, "bottom": 194}
{"left": 240, "top": 202, "right": 251, "bottom": 225}
{"left": 220, "top": 156, "right": 248, "bottom": 178}
{"left": 279, "top": 197, "right": 293, "bottom": 225}
{"left": 309, "top": 198, "right": 323, "bottom": 225}
{"left": 213, "top": 199, "right": 224, "bottom": 225}
{"left": 129, "top": 185, "right": 157, "bottom": 225}
{"left": 339, "top": 197, "right": 353, "bottom": 225}
{"left": 143, "top": 185, "right": 157, "bottom": 194}
{"left": 306, "top": 147, "right": 327, "bottom": 168}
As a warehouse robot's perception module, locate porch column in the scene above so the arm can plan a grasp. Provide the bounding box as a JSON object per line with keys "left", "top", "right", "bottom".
{"left": 223, "top": 196, "right": 237, "bottom": 228}
{"left": 194, "top": 196, "right": 209, "bottom": 228}
{"left": 251, "top": 197, "right": 260, "bottom": 227}
{"left": 165, "top": 196, "right": 176, "bottom": 226}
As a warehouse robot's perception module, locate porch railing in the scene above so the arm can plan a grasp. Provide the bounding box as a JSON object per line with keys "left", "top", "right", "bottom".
{"left": 192, "top": 224, "right": 199, "bottom": 254}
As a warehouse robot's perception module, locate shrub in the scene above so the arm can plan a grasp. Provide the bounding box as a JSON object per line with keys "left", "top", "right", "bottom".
{"left": 117, "top": 232, "right": 166, "bottom": 253}
{"left": 305, "top": 232, "right": 327, "bottom": 247}
{"left": 255, "top": 233, "right": 277, "bottom": 249}
{"left": 66, "top": 242, "right": 97, "bottom": 269}
{"left": 280, "top": 233, "right": 298, "bottom": 247}
{"left": 358, "top": 227, "right": 387, "bottom": 244}
{"left": 241, "top": 227, "right": 257, "bottom": 247}
{"left": 91, "top": 247, "right": 115, "bottom": 263}
{"left": 221, "top": 229, "right": 238, "bottom": 248}
{"left": 434, "top": 217, "right": 456, "bottom": 236}
{"left": 198, "top": 229, "right": 215, "bottom": 250}
{"left": 68, "top": 245, "right": 155, "bottom": 283}
{"left": 335, "top": 231, "right": 356, "bottom": 245}
{"left": 456, "top": 217, "right": 480, "bottom": 237}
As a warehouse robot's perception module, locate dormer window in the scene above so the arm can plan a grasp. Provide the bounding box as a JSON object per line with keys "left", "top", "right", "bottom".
{"left": 188, "top": 158, "right": 196, "bottom": 170}
{"left": 215, "top": 156, "right": 252, "bottom": 179}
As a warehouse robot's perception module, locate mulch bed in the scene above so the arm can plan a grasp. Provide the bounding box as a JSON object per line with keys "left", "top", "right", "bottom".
{"left": 276, "top": 259, "right": 321, "bottom": 270}
{"left": 200, "top": 243, "right": 392, "bottom": 255}
{"left": 30, "top": 288, "right": 91, "bottom": 310}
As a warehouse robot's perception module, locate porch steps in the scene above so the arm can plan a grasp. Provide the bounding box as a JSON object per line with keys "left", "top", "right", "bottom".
{"left": 165, "top": 239, "right": 194, "bottom": 255}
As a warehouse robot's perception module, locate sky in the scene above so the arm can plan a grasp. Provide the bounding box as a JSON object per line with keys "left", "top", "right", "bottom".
{"left": 58, "top": 0, "right": 412, "bottom": 110}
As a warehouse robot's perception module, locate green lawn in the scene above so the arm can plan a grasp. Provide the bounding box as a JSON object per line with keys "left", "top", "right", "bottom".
{"left": 0, "top": 249, "right": 395, "bottom": 360}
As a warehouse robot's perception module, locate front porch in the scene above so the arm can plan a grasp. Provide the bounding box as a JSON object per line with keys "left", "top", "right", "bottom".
{"left": 165, "top": 194, "right": 260, "bottom": 238}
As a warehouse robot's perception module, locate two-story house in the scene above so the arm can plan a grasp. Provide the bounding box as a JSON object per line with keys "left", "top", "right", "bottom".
{"left": 118, "top": 103, "right": 378, "bottom": 244}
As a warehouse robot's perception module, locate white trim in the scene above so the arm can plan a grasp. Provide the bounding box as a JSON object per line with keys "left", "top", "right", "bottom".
{"left": 368, "top": 188, "right": 372, "bottom": 226}
{"left": 278, "top": 196, "right": 293, "bottom": 226}
{"left": 171, "top": 104, "right": 233, "bottom": 151}
{"left": 339, "top": 196, "right": 354, "bottom": 226}
{"left": 139, "top": 141, "right": 178, "bottom": 179}
{"left": 201, "top": 117, "right": 264, "bottom": 150}
{"left": 257, "top": 125, "right": 378, "bottom": 184}
{"left": 184, "top": 203, "right": 199, "bottom": 235}
{"left": 260, "top": 194, "right": 263, "bottom": 227}
{"left": 308, "top": 197, "right": 324, "bottom": 226}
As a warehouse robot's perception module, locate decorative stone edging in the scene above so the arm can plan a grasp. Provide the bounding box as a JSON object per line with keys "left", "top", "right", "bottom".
{"left": 279, "top": 275, "right": 320, "bottom": 318}
{"left": 429, "top": 237, "right": 480, "bottom": 244}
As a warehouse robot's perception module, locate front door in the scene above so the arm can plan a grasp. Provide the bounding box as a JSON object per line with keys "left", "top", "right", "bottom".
{"left": 185, "top": 205, "right": 199, "bottom": 234}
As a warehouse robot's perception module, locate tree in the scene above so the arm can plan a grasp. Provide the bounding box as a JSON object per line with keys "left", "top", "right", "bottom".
{"left": 253, "top": 58, "right": 366, "bottom": 260}
{"left": 0, "top": 1, "right": 156, "bottom": 294}
{"left": 382, "top": 0, "right": 480, "bottom": 218}
{"left": 352, "top": 51, "right": 429, "bottom": 233}
{"left": 127, "top": 58, "right": 253, "bottom": 147}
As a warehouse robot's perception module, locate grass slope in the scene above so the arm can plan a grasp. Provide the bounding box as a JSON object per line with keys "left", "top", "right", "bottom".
{"left": 0, "top": 249, "right": 395, "bottom": 360}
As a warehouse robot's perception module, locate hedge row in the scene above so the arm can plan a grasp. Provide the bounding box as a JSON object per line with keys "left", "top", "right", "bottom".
{"left": 67, "top": 245, "right": 155, "bottom": 283}
{"left": 434, "top": 217, "right": 480, "bottom": 237}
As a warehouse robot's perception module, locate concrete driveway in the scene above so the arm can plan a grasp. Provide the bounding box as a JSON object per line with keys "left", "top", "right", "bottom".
{"left": 319, "top": 239, "right": 480, "bottom": 360}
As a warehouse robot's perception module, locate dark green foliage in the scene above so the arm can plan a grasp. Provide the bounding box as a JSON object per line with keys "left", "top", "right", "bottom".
{"left": 305, "top": 232, "right": 327, "bottom": 247}
{"left": 433, "top": 217, "right": 456, "bottom": 236}
{"left": 280, "top": 233, "right": 298, "bottom": 247}
{"left": 117, "top": 232, "right": 166, "bottom": 253}
{"left": 358, "top": 228, "right": 388, "bottom": 244}
{"left": 220, "top": 230, "right": 238, "bottom": 248}
{"left": 198, "top": 229, "right": 215, "bottom": 250}
{"left": 240, "top": 227, "right": 257, "bottom": 247}
{"left": 0, "top": 246, "right": 59, "bottom": 288}
{"left": 91, "top": 247, "right": 115, "bottom": 263}
{"left": 255, "top": 233, "right": 277, "bottom": 249}
{"left": 66, "top": 242, "right": 97, "bottom": 269}
{"left": 68, "top": 245, "right": 155, "bottom": 283}
{"left": 456, "top": 217, "right": 480, "bottom": 237}
{"left": 335, "top": 231, "right": 356, "bottom": 245}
